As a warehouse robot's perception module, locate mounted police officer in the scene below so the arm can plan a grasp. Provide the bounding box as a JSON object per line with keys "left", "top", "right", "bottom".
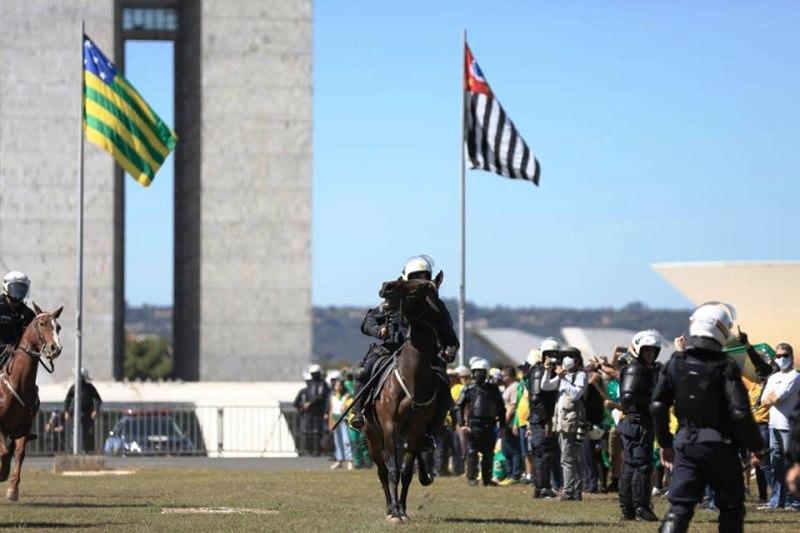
{"left": 456, "top": 358, "right": 505, "bottom": 486}
{"left": 350, "top": 255, "right": 458, "bottom": 454}
{"left": 651, "top": 302, "right": 769, "bottom": 533}
{"left": 526, "top": 338, "right": 560, "bottom": 498}
{"left": 618, "top": 329, "right": 663, "bottom": 522}
{"left": 0, "top": 271, "right": 36, "bottom": 369}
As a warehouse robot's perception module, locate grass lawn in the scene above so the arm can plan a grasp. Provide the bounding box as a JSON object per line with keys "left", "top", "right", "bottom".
{"left": 0, "top": 467, "right": 797, "bottom": 531}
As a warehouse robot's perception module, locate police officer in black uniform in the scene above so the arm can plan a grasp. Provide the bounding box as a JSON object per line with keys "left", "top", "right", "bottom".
{"left": 456, "top": 357, "right": 505, "bottom": 486}
{"left": 298, "top": 365, "right": 329, "bottom": 456}
{"left": 0, "top": 271, "right": 35, "bottom": 369}
{"left": 350, "top": 255, "right": 459, "bottom": 455}
{"left": 526, "top": 339, "right": 560, "bottom": 498}
{"left": 651, "top": 302, "right": 768, "bottom": 533}
{"left": 350, "top": 300, "right": 407, "bottom": 430}
{"left": 618, "top": 329, "right": 663, "bottom": 522}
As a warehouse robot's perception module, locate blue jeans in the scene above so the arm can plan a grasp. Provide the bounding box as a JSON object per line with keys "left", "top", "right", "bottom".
{"left": 756, "top": 423, "right": 772, "bottom": 500}
{"left": 501, "top": 428, "right": 522, "bottom": 479}
{"left": 332, "top": 421, "right": 352, "bottom": 461}
{"left": 769, "top": 427, "right": 799, "bottom": 508}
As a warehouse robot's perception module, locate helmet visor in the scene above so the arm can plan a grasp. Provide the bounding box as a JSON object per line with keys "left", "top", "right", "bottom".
{"left": 6, "top": 282, "right": 28, "bottom": 300}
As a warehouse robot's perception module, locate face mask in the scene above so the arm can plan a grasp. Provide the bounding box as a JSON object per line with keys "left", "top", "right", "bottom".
{"left": 562, "top": 356, "right": 576, "bottom": 371}
{"left": 776, "top": 356, "right": 793, "bottom": 370}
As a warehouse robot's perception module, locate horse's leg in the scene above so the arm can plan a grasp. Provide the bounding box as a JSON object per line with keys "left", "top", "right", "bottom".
{"left": 0, "top": 428, "right": 10, "bottom": 482}
{"left": 398, "top": 451, "right": 416, "bottom": 522}
{"left": 366, "top": 427, "right": 392, "bottom": 518}
{"left": 383, "top": 429, "right": 403, "bottom": 523}
{"left": 6, "top": 435, "right": 27, "bottom": 501}
{"left": 417, "top": 454, "right": 433, "bottom": 486}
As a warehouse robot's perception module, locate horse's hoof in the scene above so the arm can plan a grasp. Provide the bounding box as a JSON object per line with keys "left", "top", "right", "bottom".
{"left": 401, "top": 514, "right": 411, "bottom": 523}
{"left": 385, "top": 514, "right": 393, "bottom": 521}
{"left": 388, "top": 517, "right": 404, "bottom": 525}
{"left": 6, "top": 489, "right": 18, "bottom": 502}
{"left": 419, "top": 475, "right": 433, "bottom": 487}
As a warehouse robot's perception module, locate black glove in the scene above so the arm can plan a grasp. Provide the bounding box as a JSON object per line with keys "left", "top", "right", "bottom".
{"left": 736, "top": 327, "right": 748, "bottom": 346}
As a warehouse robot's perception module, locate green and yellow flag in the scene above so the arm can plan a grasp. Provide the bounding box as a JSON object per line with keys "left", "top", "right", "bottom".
{"left": 83, "top": 35, "right": 176, "bottom": 187}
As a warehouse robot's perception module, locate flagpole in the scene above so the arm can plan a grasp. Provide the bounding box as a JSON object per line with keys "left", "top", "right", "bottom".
{"left": 73, "top": 20, "right": 85, "bottom": 455}
{"left": 458, "top": 29, "right": 467, "bottom": 368}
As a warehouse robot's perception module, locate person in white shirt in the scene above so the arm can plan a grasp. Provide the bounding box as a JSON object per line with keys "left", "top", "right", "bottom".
{"left": 542, "top": 353, "right": 588, "bottom": 501}
{"left": 761, "top": 343, "right": 800, "bottom": 509}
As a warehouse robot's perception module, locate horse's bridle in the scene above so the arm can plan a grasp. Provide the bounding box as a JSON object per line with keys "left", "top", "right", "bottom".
{"left": 20, "top": 315, "right": 57, "bottom": 374}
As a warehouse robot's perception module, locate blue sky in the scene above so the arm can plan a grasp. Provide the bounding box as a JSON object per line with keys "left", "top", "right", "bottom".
{"left": 125, "top": 2, "right": 800, "bottom": 309}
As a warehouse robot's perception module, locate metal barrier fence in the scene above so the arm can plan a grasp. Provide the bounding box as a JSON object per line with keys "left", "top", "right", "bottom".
{"left": 27, "top": 403, "right": 301, "bottom": 457}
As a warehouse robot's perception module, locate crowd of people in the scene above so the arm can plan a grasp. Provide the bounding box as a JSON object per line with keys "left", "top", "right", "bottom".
{"left": 294, "top": 306, "right": 800, "bottom": 532}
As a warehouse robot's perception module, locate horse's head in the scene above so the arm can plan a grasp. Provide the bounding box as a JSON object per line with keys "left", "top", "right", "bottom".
{"left": 27, "top": 302, "right": 64, "bottom": 361}
{"left": 379, "top": 271, "right": 444, "bottom": 317}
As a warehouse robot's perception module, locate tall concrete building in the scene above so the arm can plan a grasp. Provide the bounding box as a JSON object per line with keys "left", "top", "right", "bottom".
{"left": 0, "top": 0, "right": 312, "bottom": 381}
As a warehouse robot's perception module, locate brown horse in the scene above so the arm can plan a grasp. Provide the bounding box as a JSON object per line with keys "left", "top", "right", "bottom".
{"left": 363, "top": 272, "right": 457, "bottom": 524}
{"left": 0, "top": 303, "right": 62, "bottom": 501}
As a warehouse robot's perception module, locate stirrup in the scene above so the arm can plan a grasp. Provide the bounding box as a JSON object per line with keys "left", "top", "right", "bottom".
{"left": 349, "top": 413, "right": 365, "bottom": 430}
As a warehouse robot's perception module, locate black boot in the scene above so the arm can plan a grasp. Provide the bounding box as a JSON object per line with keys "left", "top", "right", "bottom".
{"left": 619, "top": 465, "right": 635, "bottom": 520}
{"left": 422, "top": 381, "right": 451, "bottom": 452}
{"left": 349, "top": 369, "right": 369, "bottom": 430}
{"left": 633, "top": 467, "right": 657, "bottom": 521}
{"left": 659, "top": 508, "right": 690, "bottom": 533}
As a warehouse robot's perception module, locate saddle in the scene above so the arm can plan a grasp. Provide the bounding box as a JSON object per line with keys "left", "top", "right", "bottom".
{"left": 364, "top": 355, "right": 449, "bottom": 412}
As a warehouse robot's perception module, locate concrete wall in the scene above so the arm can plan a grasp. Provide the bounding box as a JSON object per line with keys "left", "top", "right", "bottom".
{"left": 0, "top": 1, "right": 115, "bottom": 383}
{"left": 0, "top": 0, "right": 312, "bottom": 382}
{"left": 198, "top": 0, "right": 312, "bottom": 380}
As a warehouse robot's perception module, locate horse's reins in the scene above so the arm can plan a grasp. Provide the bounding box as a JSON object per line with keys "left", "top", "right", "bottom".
{"left": 20, "top": 316, "right": 58, "bottom": 374}
{"left": 392, "top": 292, "right": 443, "bottom": 410}
{"left": 1, "top": 314, "right": 58, "bottom": 409}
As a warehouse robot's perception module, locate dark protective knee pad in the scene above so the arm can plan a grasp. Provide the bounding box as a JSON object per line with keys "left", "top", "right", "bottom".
{"left": 659, "top": 507, "right": 691, "bottom": 533}
{"left": 718, "top": 505, "right": 745, "bottom": 533}
{"left": 633, "top": 464, "right": 653, "bottom": 508}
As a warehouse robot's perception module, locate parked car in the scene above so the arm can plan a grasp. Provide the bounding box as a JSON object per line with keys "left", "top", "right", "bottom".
{"left": 104, "top": 410, "right": 195, "bottom": 456}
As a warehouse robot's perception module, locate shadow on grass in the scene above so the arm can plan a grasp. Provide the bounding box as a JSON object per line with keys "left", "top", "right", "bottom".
{"left": 0, "top": 522, "right": 123, "bottom": 529}
{"left": 23, "top": 502, "right": 149, "bottom": 509}
{"left": 444, "top": 517, "right": 619, "bottom": 527}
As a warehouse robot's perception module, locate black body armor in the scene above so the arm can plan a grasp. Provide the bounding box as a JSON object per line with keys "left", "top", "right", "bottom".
{"left": 456, "top": 382, "right": 505, "bottom": 426}
{"left": 620, "top": 358, "right": 658, "bottom": 416}
{"left": 527, "top": 364, "right": 557, "bottom": 425}
{"left": 650, "top": 337, "right": 764, "bottom": 451}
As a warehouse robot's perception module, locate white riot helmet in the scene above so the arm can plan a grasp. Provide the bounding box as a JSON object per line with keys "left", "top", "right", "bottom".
{"left": 539, "top": 337, "right": 561, "bottom": 355}
{"left": 303, "top": 371, "right": 312, "bottom": 381}
{"left": 689, "top": 301, "right": 737, "bottom": 347}
{"left": 326, "top": 369, "right": 341, "bottom": 385}
{"left": 455, "top": 365, "right": 470, "bottom": 377}
{"left": 630, "top": 329, "right": 663, "bottom": 358}
{"left": 80, "top": 367, "right": 90, "bottom": 381}
{"left": 526, "top": 349, "right": 542, "bottom": 366}
{"left": 3, "top": 271, "right": 31, "bottom": 301}
{"left": 470, "top": 358, "right": 490, "bottom": 371}
{"left": 307, "top": 364, "right": 322, "bottom": 376}
{"left": 401, "top": 255, "right": 434, "bottom": 281}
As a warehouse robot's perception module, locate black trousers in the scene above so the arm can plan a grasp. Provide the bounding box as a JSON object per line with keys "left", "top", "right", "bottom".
{"left": 466, "top": 422, "right": 496, "bottom": 484}
{"left": 663, "top": 441, "right": 745, "bottom": 533}
{"left": 619, "top": 415, "right": 654, "bottom": 512}
{"left": 530, "top": 422, "right": 554, "bottom": 492}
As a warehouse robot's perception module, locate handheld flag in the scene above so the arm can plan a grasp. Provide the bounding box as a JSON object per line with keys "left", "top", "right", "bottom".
{"left": 464, "top": 43, "right": 540, "bottom": 185}
{"left": 83, "top": 35, "right": 177, "bottom": 187}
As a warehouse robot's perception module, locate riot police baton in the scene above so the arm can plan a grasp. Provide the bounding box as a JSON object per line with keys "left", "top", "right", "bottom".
{"left": 331, "top": 355, "right": 396, "bottom": 432}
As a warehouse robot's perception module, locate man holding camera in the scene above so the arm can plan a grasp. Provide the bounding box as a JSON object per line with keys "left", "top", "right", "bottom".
{"left": 542, "top": 346, "right": 588, "bottom": 501}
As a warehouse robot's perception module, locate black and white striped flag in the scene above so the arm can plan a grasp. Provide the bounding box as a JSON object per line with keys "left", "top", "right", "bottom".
{"left": 464, "top": 43, "right": 540, "bottom": 185}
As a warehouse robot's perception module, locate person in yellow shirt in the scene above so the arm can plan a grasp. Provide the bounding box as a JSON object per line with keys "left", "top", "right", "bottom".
{"left": 744, "top": 375, "right": 771, "bottom": 502}
{"left": 448, "top": 365, "right": 470, "bottom": 476}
